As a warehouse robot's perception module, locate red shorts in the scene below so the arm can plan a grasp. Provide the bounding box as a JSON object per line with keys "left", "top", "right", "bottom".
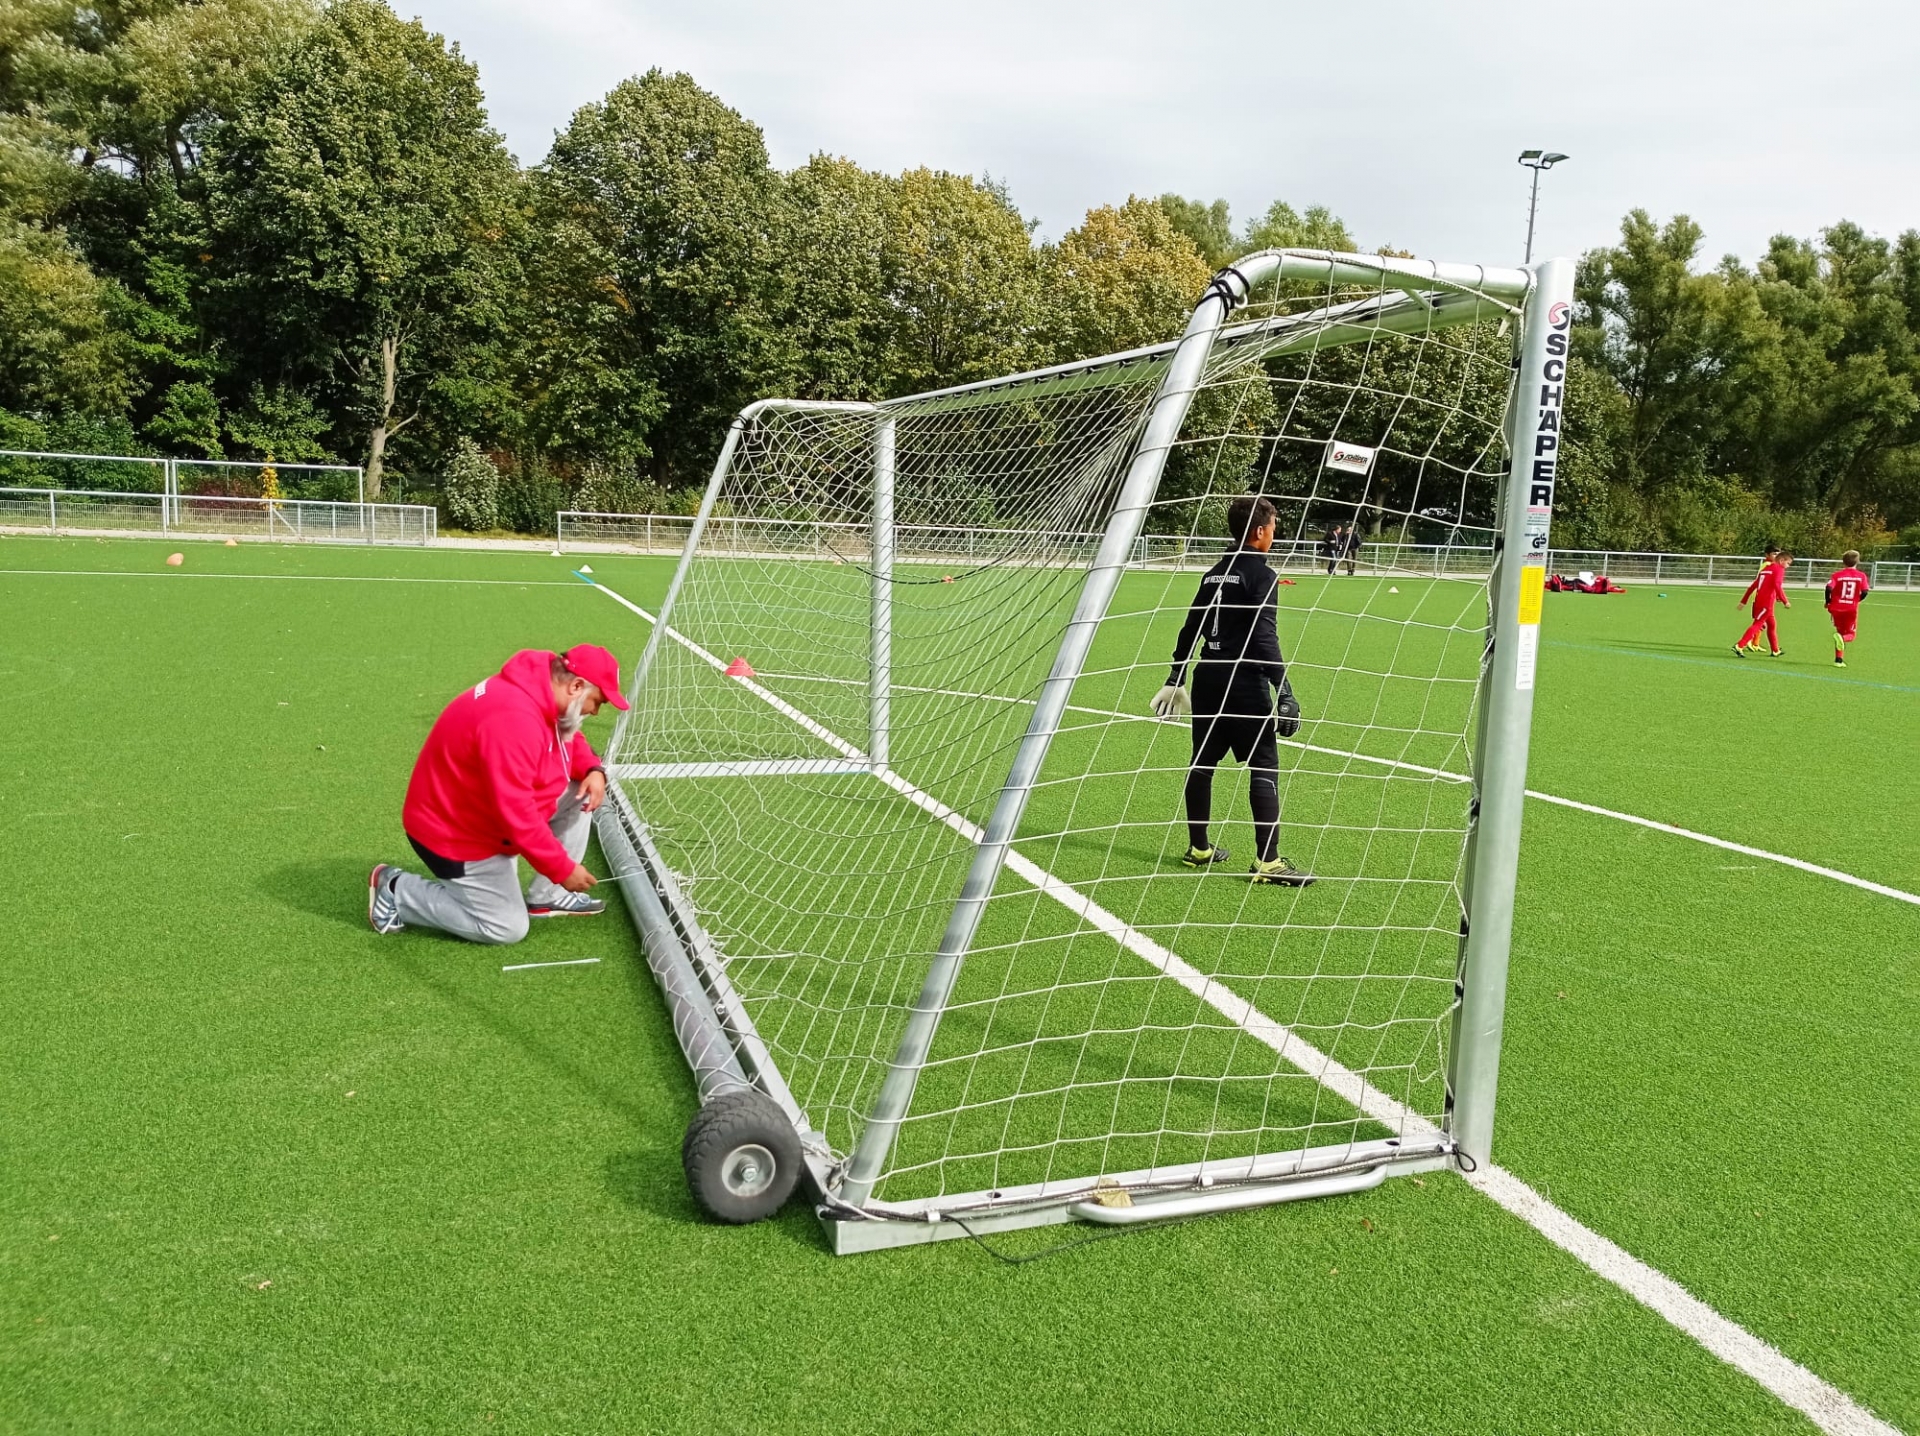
{"left": 1829, "top": 607, "right": 1858, "bottom": 640}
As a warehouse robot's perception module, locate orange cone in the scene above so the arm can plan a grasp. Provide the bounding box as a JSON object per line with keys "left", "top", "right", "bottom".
{"left": 166, "top": 552, "right": 184, "bottom": 567}
{"left": 724, "top": 657, "right": 756, "bottom": 678}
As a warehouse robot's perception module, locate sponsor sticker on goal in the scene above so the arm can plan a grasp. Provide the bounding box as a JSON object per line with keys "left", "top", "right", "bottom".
{"left": 1323, "top": 441, "right": 1376, "bottom": 476}
{"left": 1517, "top": 564, "right": 1546, "bottom": 626}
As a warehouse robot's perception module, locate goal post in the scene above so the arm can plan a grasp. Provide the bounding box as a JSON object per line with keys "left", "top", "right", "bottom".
{"left": 1449, "top": 255, "right": 1575, "bottom": 1166}
{"left": 597, "top": 248, "right": 1571, "bottom": 1251}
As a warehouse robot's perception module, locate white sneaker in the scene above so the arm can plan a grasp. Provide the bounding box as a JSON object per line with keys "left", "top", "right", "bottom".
{"left": 527, "top": 891, "right": 606, "bottom": 918}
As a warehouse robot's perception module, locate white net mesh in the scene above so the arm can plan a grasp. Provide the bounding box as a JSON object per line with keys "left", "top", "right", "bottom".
{"left": 610, "top": 258, "right": 1524, "bottom": 1213}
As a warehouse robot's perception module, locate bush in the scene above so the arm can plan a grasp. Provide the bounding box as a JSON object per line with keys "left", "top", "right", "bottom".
{"left": 441, "top": 437, "right": 500, "bottom": 531}
{"left": 496, "top": 454, "right": 565, "bottom": 535}
{"left": 571, "top": 458, "right": 671, "bottom": 517}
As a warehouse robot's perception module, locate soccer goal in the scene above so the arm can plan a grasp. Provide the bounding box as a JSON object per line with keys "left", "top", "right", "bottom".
{"left": 594, "top": 248, "right": 1574, "bottom": 1252}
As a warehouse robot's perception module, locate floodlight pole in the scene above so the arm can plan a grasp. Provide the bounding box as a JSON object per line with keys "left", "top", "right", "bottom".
{"left": 1447, "top": 255, "right": 1576, "bottom": 1168}
{"left": 1518, "top": 150, "right": 1568, "bottom": 265}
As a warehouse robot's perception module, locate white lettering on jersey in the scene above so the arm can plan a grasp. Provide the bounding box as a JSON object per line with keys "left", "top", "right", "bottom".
{"left": 473, "top": 679, "right": 488, "bottom": 697}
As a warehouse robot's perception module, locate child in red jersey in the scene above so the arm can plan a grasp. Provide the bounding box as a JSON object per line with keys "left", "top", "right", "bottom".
{"left": 1824, "top": 549, "right": 1871, "bottom": 666}
{"left": 1735, "top": 547, "right": 1791, "bottom": 656}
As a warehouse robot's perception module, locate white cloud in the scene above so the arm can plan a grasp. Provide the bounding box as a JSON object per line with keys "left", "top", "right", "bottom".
{"left": 407, "top": 0, "right": 1920, "bottom": 267}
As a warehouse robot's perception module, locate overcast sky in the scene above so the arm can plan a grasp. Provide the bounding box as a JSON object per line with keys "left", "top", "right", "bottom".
{"left": 401, "top": 0, "right": 1920, "bottom": 270}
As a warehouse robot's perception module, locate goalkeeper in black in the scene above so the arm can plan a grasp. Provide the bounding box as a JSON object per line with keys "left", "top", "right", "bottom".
{"left": 1151, "top": 495, "right": 1313, "bottom": 885}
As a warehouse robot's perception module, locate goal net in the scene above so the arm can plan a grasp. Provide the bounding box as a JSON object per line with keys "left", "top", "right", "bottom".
{"left": 598, "top": 248, "right": 1572, "bottom": 1251}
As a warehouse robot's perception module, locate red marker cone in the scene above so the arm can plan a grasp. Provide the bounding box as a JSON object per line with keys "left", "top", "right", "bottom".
{"left": 724, "top": 657, "right": 756, "bottom": 678}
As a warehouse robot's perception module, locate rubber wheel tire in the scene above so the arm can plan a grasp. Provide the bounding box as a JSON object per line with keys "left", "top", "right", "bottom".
{"left": 682, "top": 1090, "right": 803, "bottom": 1224}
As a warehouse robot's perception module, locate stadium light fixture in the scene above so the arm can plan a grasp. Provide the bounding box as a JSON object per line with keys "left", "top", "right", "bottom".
{"left": 1518, "top": 150, "right": 1570, "bottom": 264}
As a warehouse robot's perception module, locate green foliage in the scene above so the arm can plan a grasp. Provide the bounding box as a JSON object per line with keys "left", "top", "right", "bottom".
{"left": 885, "top": 167, "right": 1043, "bottom": 392}
{"left": 528, "top": 69, "right": 777, "bottom": 481}
{"left": 145, "top": 377, "right": 222, "bottom": 457}
{"left": 225, "top": 382, "right": 331, "bottom": 462}
{"left": 1572, "top": 209, "right": 1920, "bottom": 551}
{"left": 570, "top": 458, "right": 673, "bottom": 518}
{"left": 1241, "top": 200, "right": 1354, "bottom": 254}
{"left": 440, "top": 435, "right": 500, "bottom": 532}
{"left": 7, "top": 4, "right": 1920, "bottom": 546}
{"left": 0, "top": 219, "right": 132, "bottom": 414}
{"left": 200, "top": 0, "right": 517, "bottom": 496}
{"left": 494, "top": 452, "right": 564, "bottom": 535}
{"left": 768, "top": 155, "right": 899, "bottom": 401}
{"left": 1043, "top": 196, "right": 1211, "bottom": 361}
{"left": 1157, "top": 194, "right": 1235, "bottom": 269}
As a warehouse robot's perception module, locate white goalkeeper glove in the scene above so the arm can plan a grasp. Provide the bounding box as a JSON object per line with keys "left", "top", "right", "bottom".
{"left": 1149, "top": 683, "right": 1192, "bottom": 720}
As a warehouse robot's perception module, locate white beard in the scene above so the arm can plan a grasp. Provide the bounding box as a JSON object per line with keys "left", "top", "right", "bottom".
{"left": 557, "top": 691, "right": 588, "bottom": 742}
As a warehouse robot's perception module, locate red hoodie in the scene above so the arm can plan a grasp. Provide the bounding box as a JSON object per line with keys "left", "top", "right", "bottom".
{"left": 402, "top": 650, "right": 604, "bottom": 885}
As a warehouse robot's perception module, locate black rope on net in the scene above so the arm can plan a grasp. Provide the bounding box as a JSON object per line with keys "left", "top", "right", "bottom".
{"left": 1204, "top": 264, "right": 1252, "bottom": 312}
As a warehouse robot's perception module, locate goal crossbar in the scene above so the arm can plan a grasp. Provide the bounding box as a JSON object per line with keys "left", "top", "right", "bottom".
{"left": 597, "top": 247, "right": 1573, "bottom": 1250}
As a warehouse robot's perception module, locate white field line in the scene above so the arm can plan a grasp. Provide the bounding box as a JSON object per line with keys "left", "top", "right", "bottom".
{"left": 761, "top": 670, "right": 1920, "bottom": 909}
{"left": 1465, "top": 1164, "right": 1901, "bottom": 1436}
{"left": 1521, "top": 792, "right": 1920, "bottom": 909}
{"left": 501, "top": 957, "right": 602, "bottom": 972}
{"left": 585, "top": 577, "right": 1902, "bottom": 1436}
{"left": 0, "top": 567, "right": 581, "bottom": 586}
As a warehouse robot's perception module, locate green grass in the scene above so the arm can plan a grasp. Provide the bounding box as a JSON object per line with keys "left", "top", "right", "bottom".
{"left": 3, "top": 537, "right": 1915, "bottom": 1432}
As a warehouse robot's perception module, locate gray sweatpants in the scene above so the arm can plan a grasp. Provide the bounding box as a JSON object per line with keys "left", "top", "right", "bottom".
{"left": 390, "top": 781, "right": 592, "bottom": 945}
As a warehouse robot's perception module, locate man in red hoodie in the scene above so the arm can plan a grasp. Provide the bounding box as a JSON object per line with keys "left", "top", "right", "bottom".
{"left": 367, "top": 645, "right": 628, "bottom": 944}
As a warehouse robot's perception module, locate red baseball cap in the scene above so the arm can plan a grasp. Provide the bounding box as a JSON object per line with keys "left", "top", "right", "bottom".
{"left": 561, "top": 644, "right": 629, "bottom": 710}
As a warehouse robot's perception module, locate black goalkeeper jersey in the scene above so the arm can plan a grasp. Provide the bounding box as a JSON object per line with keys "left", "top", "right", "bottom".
{"left": 1167, "top": 550, "right": 1288, "bottom": 717}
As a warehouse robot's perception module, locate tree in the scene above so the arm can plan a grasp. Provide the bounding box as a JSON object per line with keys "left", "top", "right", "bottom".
{"left": 0, "top": 219, "right": 132, "bottom": 415}
{"left": 1572, "top": 210, "right": 1770, "bottom": 500}
{"left": 1241, "top": 199, "right": 1353, "bottom": 254}
{"left": 884, "top": 167, "right": 1042, "bottom": 392}
{"left": 1157, "top": 194, "right": 1234, "bottom": 269}
{"left": 528, "top": 69, "right": 781, "bottom": 484}
{"left": 1042, "top": 196, "right": 1211, "bottom": 361}
{"left": 1736, "top": 224, "right": 1919, "bottom": 516}
{"left": 201, "top": 0, "right": 517, "bottom": 497}
{"left": 768, "top": 154, "right": 899, "bottom": 401}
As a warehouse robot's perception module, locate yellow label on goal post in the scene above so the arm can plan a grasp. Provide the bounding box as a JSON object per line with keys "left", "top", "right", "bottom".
{"left": 1517, "top": 564, "right": 1545, "bottom": 626}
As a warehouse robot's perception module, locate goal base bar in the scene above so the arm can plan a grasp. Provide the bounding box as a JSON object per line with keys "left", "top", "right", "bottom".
{"left": 822, "top": 1139, "right": 1451, "bottom": 1255}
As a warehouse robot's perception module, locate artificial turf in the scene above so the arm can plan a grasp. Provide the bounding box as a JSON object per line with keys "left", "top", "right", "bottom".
{"left": 2, "top": 535, "right": 1913, "bottom": 1432}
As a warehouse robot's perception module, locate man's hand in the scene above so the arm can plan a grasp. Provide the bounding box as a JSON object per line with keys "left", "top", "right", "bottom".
{"left": 580, "top": 769, "right": 608, "bottom": 813}
{"left": 561, "top": 863, "right": 598, "bottom": 893}
{"left": 1150, "top": 684, "right": 1192, "bottom": 720}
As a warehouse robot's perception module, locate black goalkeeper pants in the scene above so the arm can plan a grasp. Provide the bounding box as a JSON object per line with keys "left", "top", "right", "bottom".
{"left": 1185, "top": 712, "right": 1281, "bottom": 863}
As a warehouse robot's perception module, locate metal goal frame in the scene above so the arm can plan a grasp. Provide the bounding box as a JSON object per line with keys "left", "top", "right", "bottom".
{"left": 595, "top": 249, "right": 1576, "bottom": 1253}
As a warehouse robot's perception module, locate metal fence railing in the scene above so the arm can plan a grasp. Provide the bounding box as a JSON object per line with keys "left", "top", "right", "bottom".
{"left": 1545, "top": 549, "right": 1902, "bottom": 590}
{"left": 555, "top": 511, "right": 1919, "bottom": 589}
{"left": 0, "top": 487, "right": 436, "bottom": 546}
{"left": 0, "top": 450, "right": 366, "bottom": 503}
{"left": 555, "top": 512, "right": 1501, "bottom": 574}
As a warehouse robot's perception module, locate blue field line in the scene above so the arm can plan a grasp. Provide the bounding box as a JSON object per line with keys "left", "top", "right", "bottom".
{"left": 572, "top": 569, "right": 596, "bottom": 585}
{"left": 1544, "top": 638, "right": 1920, "bottom": 694}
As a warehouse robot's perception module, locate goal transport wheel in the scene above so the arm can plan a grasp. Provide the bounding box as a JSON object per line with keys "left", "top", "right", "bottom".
{"left": 681, "top": 1090, "right": 802, "bottom": 1224}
